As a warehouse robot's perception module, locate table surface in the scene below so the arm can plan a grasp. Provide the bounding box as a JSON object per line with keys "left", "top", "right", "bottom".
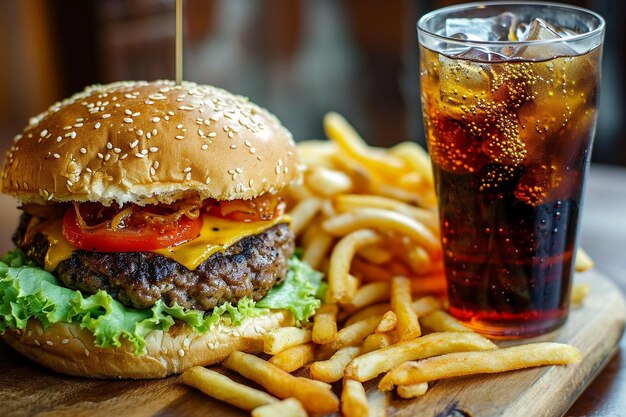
{"left": 0, "top": 163, "right": 623, "bottom": 417}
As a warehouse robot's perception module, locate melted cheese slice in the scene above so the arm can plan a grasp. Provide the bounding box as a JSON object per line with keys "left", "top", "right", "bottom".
{"left": 41, "top": 214, "right": 288, "bottom": 271}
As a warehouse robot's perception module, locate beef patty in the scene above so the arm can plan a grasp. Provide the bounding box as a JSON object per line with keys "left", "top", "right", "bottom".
{"left": 14, "top": 214, "right": 294, "bottom": 311}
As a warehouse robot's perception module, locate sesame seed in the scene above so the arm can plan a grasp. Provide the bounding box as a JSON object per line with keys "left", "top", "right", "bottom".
{"left": 154, "top": 161, "right": 160, "bottom": 169}
{"left": 183, "top": 338, "right": 191, "bottom": 348}
{"left": 275, "top": 166, "right": 281, "bottom": 174}
{"left": 102, "top": 114, "right": 111, "bottom": 119}
{"left": 56, "top": 136, "right": 62, "bottom": 143}
{"left": 130, "top": 140, "right": 139, "bottom": 148}
{"left": 164, "top": 115, "right": 170, "bottom": 121}
{"left": 106, "top": 142, "right": 112, "bottom": 149}
{"left": 114, "top": 147, "right": 121, "bottom": 153}
{"left": 141, "top": 149, "right": 148, "bottom": 155}
{"left": 137, "top": 129, "right": 144, "bottom": 136}
{"left": 183, "top": 167, "right": 192, "bottom": 173}
{"left": 208, "top": 343, "right": 215, "bottom": 349}
{"left": 76, "top": 117, "right": 84, "bottom": 122}
{"left": 135, "top": 153, "right": 145, "bottom": 158}
{"left": 175, "top": 135, "right": 184, "bottom": 140}
{"left": 152, "top": 117, "right": 160, "bottom": 122}
{"left": 177, "top": 124, "right": 183, "bottom": 129}
{"left": 46, "top": 340, "right": 54, "bottom": 346}
{"left": 228, "top": 132, "right": 234, "bottom": 138}
{"left": 104, "top": 154, "right": 111, "bottom": 161}
{"left": 80, "top": 148, "right": 87, "bottom": 154}
{"left": 97, "top": 153, "right": 104, "bottom": 159}
{"left": 34, "top": 340, "right": 40, "bottom": 346}
{"left": 185, "top": 172, "right": 192, "bottom": 181}
{"left": 236, "top": 168, "right": 243, "bottom": 174}
{"left": 168, "top": 111, "right": 175, "bottom": 116}
{"left": 63, "top": 125, "right": 72, "bottom": 130}
{"left": 74, "top": 123, "right": 83, "bottom": 127}
{"left": 201, "top": 144, "right": 209, "bottom": 150}
{"left": 95, "top": 122, "right": 101, "bottom": 129}
{"left": 244, "top": 140, "right": 252, "bottom": 147}
{"left": 85, "top": 349, "right": 90, "bottom": 357}
{"left": 205, "top": 176, "right": 211, "bottom": 184}
{"left": 132, "top": 112, "right": 140, "bottom": 117}
{"left": 208, "top": 132, "right": 216, "bottom": 137}
{"left": 178, "top": 349, "right": 185, "bottom": 357}
{"left": 64, "top": 132, "right": 72, "bottom": 138}
{"left": 124, "top": 109, "right": 132, "bottom": 115}
{"left": 40, "top": 129, "right": 48, "bottom": 137}
{"left": 120, "top": 154, "right": 128, "bottom": 160}
{"left": 149, "top": 147, "right": 158, "bottom": 152}
{"left": 152, "top": 129, "right": 157, "bottom": 135}
{"left": 66, "top": 179, "right": 73, "bottom": 187}
{"left": 249, "top": 148, "right": 256, "bottom": 154}
{"left": 150, "top": 167, "right": 156, "bottom": 176}
{"left": 146, "top": 132, "right": 152, "bottom": 139}
{"left": 230, "top": 144, "right": 237, "bottom": 149}
{"left": 53, "top": 153, "right": 60, "bottom": 159}
{"left": 86, "top": 168, "right": 92, "bottom": 173}
{"left": 70, "top": 131, "right": 77, "bottom": 139}
{"left": 114, "top": 103, "right": 121, "bottom": 108}
{"left": 62, "top": 339, "right": 69, "bottom": 344}
{"left": 124, "top": 118, "right": 133, "bottom": 124}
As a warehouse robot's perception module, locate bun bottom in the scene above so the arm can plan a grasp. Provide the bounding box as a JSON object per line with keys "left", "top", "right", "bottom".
{"left": 1, "top": 310, "right": 293, "bottom": 379}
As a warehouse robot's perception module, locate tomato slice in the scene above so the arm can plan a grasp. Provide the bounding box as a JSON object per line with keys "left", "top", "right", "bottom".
{"left": 62, "top": 208, "right": 203, "bottom": 252}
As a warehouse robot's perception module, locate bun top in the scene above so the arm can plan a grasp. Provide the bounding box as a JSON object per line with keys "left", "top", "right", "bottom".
{"left": 2, "top": 80, "right": 301, "bottom": 205}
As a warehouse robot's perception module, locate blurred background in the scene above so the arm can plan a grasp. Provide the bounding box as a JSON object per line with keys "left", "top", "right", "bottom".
{"left": 0, "top": 0, "right": 624, "bottom": 165}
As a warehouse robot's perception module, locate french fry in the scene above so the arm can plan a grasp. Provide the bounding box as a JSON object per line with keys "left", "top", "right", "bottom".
{"left": 405, "top": 246, "right": 433, "bottom": 274}
{"left": 397, "top": 382, "right": 429, "bottom": 399}
{"left": 299, "top": 377, "right": 333, "bottom": 391}
{"left": 313, "top": 303, "right": 338, "bottom": 344}
{"left": 375, "top": 311, "right": 398, "bottom": 333}
{"left": 181, "top": 366, "right": 278, "bottom": 411}
{"left": 334, "top": 194, "right": 438, "bottom": 232}
{"left": 307, "top": 167, "right": 353, "bottom": 197}
{"left": 412, "top": 296, "right": 443, "bottom": 315}
{"left": 322, "top": 315, "right": 382, "bottom": 355}
{"left": 391, "top": 276, "right": 421, "bottom": 341}
{"left": 345, "top": 296, "right": 441, "bottom": 326}
{"left": 344, "top": 303, "right": 391, "bottom": 326}
{"left": 389, "top": 141, "right": 434, "bottom": 186}
{"left": 358, "top": 245, "right": 393, "bottom": 265}
{"left": 324, "top": 112, "right": 405, "bottom": 175}
{"left": 571, "top": 283, "right": 590, "bottom": 305}
{"left": 290, "top": 198, "right": 323, "bottom": 236}
{"left": 380, "top": 343, "right": 581, "bottom": 390}
{"left": 302, "top": 229, "right": 334, "bottom": 270}
{"left": 367, "top": 388, "right": 388, "bottom": 417}
{"left": 420, "top": 310, "right": 471, "bottom": 333}
{"left": 263, "top": 327, "right": 312, "bottom": 355}
{"left": 361, "top": 333, "right": 396, "bottom": 354}
{"left": 345, "top": 332, "right": 497, "bottom": 382}
{"left": 296, "top": 139, "right": 337, "bottom": 168}
{"left": 342, "top": 379, "right": 369, "bottom": 417}
{"left": 575, "top": 248, "right": 594, "bottom": 272}
{"left": 223, "top": 351, "right": 339, "bottom": 414}
{"left": 322, "top": 208, "right": 440, "bottom": 259}
{"left": 310, "top": 346, "right": 361, "bottom": 383}
{"left": 269, "top": 343, "right": 316, "bottom": 373}
{"left": 328, "top": 229, "right": 381, "bottom": 303}
{"left": 252, "top": 398, "right": 309, "bottom": 417}
{"left": 348, "top": 282, "right": 391, "bottom": 311}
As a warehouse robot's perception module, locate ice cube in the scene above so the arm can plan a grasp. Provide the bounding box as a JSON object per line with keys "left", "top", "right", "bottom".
{"left": 514, "top": 19, "right": 576, "bottom": 60}
{"left": 446, "top": 12, "right": 517, "bottom": 42}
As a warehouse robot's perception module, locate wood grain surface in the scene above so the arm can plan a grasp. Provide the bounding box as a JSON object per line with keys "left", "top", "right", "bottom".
{"left": 0, "top": 268, "right": 623, "bottom": 417}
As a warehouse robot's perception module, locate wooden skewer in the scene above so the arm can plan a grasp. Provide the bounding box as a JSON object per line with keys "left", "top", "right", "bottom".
{"left": 175, "top": 0, "right": 183, "bottom": 85}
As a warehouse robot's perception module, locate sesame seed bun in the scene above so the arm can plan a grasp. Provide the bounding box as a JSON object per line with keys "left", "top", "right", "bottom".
{"left": 2, "top": 80, "right": 301, "bottom": 206}
{"left": 1, "top": 310, "right": 293, "bottom": 379}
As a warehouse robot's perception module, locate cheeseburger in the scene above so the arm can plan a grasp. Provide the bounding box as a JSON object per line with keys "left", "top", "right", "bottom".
{"left": 0, "top": 80, "right": 322, "bottom": 378}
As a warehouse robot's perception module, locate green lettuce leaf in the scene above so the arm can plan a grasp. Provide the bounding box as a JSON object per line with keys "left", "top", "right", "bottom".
{"left": 0, "top": 250, "right": 323, "bottom": 354}
{"left": 257, "top": 257, "right": 323, "bottom": 324}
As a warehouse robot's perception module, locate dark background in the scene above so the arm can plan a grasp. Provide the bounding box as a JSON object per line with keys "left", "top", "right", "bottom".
{"left": 0, "top": 0, "right": 624, "bottom": 165}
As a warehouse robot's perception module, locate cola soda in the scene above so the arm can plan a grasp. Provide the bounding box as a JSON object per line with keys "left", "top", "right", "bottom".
{"left": 418, "top": 4, "right": 605, "bottom": 337}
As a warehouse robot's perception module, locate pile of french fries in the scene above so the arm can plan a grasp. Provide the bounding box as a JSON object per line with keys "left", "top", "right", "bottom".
{"left": 181, "top": 113, "right": 592, "bottom": 417}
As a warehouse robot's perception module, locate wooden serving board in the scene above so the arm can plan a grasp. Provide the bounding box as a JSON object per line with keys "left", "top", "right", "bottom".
{"left": 1, "top": 269, "right": 624, "bottom": 417}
